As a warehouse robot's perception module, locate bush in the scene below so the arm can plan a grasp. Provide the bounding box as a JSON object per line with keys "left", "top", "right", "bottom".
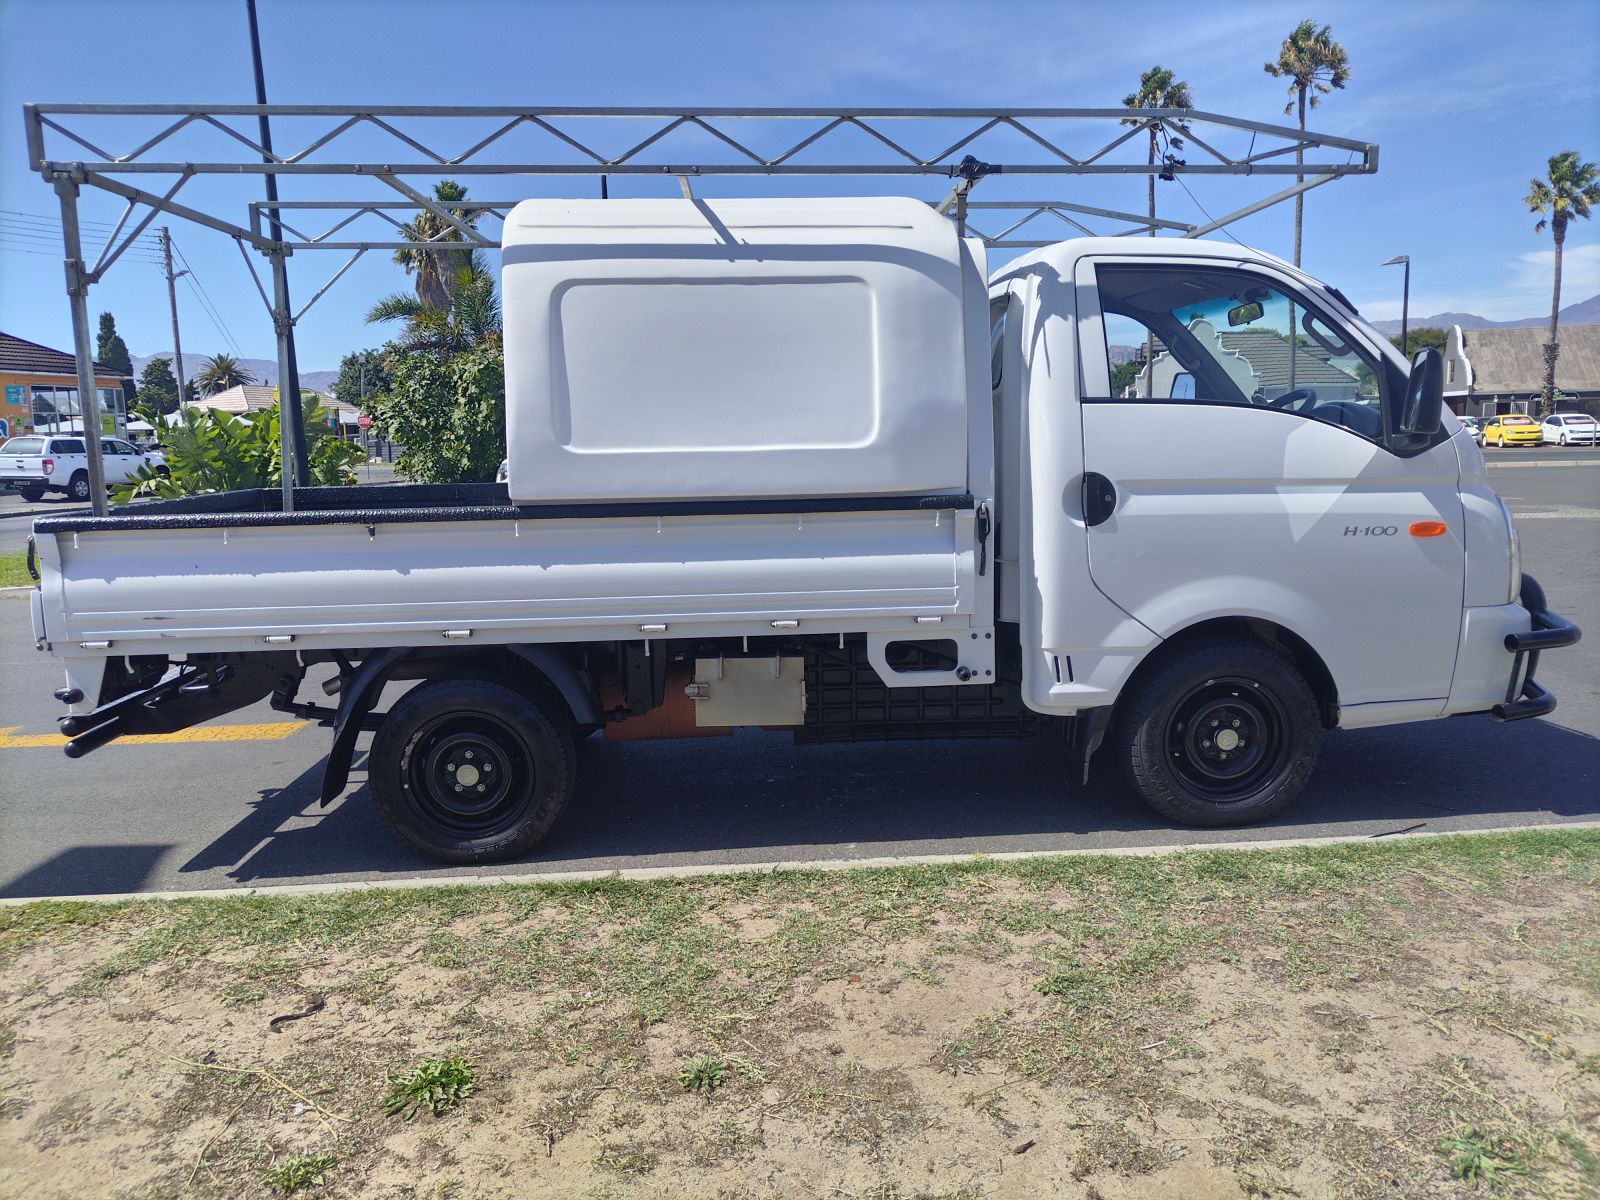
{"left": 113, "top": 397, "right": 364, "bottom": 502}
{"left": 367, "top": 343, "right": 505, "bottom": 485}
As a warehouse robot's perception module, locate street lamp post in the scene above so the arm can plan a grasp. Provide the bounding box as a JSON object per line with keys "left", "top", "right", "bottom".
{"left": 1383, "top": 254, "right": 1411, "bottom": 358}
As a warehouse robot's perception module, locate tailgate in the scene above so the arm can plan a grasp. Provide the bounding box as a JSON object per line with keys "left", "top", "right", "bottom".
{"left": 0, "top": 455, "right": 42, "bottom": 479}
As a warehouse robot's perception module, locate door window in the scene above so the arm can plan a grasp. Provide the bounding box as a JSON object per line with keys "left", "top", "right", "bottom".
{"left": 1094, "top": 263, "right": 1399, "bottom": 443}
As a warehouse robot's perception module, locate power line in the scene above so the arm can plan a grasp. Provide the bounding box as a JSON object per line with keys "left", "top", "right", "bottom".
{"left": 0, "top": 234, "right": 164, "bottom": 265}
{"left": 174, "top": 241, "right": 244, "bottom": 357}
{"left": 0, "top": 207, "right": 164, "bottom": 235}
{"left": 1170, "top": 175, "right": 1250, "bottom": 248}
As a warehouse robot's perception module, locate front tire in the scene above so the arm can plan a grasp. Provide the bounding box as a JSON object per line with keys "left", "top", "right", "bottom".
{"left": 1114, "top": 638, "right": 1321, "bottom": 827}
{"left": 370, "top": 677, "right": 575, "bottom": 864}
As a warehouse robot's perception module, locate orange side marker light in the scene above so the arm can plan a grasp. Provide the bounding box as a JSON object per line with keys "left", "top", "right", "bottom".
{"left": 1409, "top": 521, "right": 1448, "bottom": 538}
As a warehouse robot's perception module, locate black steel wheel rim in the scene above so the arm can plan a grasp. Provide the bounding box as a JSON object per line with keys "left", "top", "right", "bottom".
{"left": 403, "top": 713, "right": 535, "bottom": 836}
{"left": 1166, "top": 675, "right": 1290, "bottom": 802}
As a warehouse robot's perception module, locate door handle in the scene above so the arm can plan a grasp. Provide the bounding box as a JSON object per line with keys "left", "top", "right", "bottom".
{"left": 1083, "top": 472, "right": 1117, "bottom": 527}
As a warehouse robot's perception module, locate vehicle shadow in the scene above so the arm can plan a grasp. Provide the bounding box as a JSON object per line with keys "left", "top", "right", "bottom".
{"left": 170, "top": 712, "right": 1600, "bottom": 889}
{"left": 0, "top": 843, "right": 173, "bottom": 899}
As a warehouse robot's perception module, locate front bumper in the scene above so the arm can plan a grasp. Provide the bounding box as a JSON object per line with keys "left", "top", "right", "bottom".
{"left": 1492, "top": 574, "right": 1581, "bottom": 722}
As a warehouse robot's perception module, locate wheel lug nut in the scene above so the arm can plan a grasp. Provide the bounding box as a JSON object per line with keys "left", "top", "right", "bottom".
{"left": 477, "top": 784, "right": 486, "bottom": 793}
{"left": 1210, "top": 720, "right": 1220, "bottom": 727}
{"left": 484, "top": 763, "right": 493, "bottom": 772}
{"left": 1232, "top": 719, "right": 1241, "bottom": 728}
{"left": 454, "top": 785, "right": 463, "bottom": 793}
{"left": 1202, "top": 739, "right": 1212, "bottom": 748}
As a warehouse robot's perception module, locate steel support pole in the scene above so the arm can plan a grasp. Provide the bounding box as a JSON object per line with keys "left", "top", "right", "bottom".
{"left": 268, "top": 250, "right": 296, "bottom": 512}
{"left": 53, "top": 177, "right": 109, "bottom": 516}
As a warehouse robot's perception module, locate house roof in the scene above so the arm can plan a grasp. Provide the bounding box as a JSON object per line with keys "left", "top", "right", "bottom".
{"left": 1463, "top": 324, "right": 1600, "bottom": 395}
{"left": 1215, "top": 330, "right": 1361, "bottom": 390}
{"left": 187, "top": 384, "right": 279, "bottom": 414}
{"left": 0, "top": 331, "right": 120, "bottom": 378}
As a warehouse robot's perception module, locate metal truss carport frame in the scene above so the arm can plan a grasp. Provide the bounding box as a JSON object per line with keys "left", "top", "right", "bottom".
{"left": 23, "top": 104, "right": 1378, "bottom": 514}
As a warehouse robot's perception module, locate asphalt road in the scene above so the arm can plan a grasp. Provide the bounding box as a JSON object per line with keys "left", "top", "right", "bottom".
{"left": 1, "top": 454, "right": 1596, "bottom": 899}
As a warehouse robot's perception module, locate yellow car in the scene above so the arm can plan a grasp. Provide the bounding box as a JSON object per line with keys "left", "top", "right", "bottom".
{"left": 1481, "top": 414, "right": 1543, "bottom": 446}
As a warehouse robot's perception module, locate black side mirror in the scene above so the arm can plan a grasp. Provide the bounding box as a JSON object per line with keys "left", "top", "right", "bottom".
{"left": 1396, "top": 347, "right": 1444, "bottom": 443}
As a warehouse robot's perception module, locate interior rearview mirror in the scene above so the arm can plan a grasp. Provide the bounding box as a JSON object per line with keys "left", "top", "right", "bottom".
{"left": 1397, "top": 347, "right": 1445, "bottom": 442}
{"left": 1227, "top": 301, "right": 1263, "bottom": 327}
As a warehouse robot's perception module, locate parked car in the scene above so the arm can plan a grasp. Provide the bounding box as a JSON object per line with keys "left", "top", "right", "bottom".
{"left": 0, "top": 435, "right": 166, "bottom": 501}
{"left": 1458, "top": 415, "right": 1482, "bottom": 442}
{"left": 1541, "top": 412, "right": 1598, "bottom": 446}
{"left": 1480, "top": 414, "right": 1542, "bottom": 447}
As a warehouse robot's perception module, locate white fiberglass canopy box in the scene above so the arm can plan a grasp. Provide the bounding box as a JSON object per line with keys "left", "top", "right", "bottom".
{"left": 501, "top": 197, "right": 974, "bottom": 503}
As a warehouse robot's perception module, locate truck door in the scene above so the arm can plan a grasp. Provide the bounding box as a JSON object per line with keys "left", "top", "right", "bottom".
{"left": 1075, "top": 257, "right": 1464, "bottom": 713}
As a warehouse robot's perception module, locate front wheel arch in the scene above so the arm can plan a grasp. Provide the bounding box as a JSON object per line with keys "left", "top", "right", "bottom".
{"left": 1127, "top": 617, "right": 1339, "bottom": 728}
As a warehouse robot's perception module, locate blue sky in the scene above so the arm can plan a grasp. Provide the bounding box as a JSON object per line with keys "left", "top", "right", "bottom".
{"left": 1, "top": 0, "right": 1597, "bottom": 372}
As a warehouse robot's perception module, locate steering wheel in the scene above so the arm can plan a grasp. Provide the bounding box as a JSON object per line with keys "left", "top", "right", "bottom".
{"left": 1270, "top": 387, "right": 1319, "bottom": 411}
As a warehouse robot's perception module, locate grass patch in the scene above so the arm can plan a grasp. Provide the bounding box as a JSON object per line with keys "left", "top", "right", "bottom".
{"left": 383, "top": 1056, "right": 476, "bottom": 1120}
{"left": 2, "top": 829, "right": 1597, "bottom": 1198}
{"left": 263, "top": 1152, "right": 337, "bottom": 1194}
{"left": 0, "top": 551, "right": 32, "bottom": 590}
{"left": 679, "top": 1052, "right": 727, "bottom": 1094}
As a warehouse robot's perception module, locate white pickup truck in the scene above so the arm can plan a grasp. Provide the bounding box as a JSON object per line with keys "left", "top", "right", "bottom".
{"left": 25, "top": 198, "right": 1579, "bottom": 863}
{"left": 2, "top": 433, "right": 166, "bottom": 502}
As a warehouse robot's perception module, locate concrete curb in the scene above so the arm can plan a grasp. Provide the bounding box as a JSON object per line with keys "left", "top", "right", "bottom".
{"left": 5, "top": 818, "right": 1598, "bottom": 906}
{"left": 1486, "top": 458, "right": 1593, "bottom": 469}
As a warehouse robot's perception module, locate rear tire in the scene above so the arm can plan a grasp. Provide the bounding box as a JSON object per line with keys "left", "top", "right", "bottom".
{"left": 17, "top": 485, "right": 44, "bottom": 502}
{"left": 68, "top": 472, "right": 90, "bottom": 502}
{"left": 1114, "top": 638, "right": 1320, "bottom": 827}
{"left": 370, "top": 677, "right": 575, "bottom": 864}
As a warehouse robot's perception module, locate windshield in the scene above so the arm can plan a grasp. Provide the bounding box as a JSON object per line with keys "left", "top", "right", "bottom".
{"left": 1, "top": 437, "right": 44, "bottom": 456}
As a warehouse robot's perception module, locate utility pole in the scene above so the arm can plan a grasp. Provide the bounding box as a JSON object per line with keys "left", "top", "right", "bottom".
{"left": 246, "top": 0, "right": 308, "bottom": 492}
{"left": 160, "top": 227, "right": 189, "bottom": 405}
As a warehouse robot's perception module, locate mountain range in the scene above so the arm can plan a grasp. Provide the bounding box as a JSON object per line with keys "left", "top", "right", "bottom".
{"left": 1368, "top": 293, "right": 1600, "bottom": 337}
{"left": 129, "top": 353, "right": 339, "bottom": 396}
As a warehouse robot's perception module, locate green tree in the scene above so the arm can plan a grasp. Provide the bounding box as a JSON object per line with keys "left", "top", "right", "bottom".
{"left": 331, "top": 348, "right": 393, "bottom": 413}
{"left": 367, "top": 256, "right": 501, "bottom": 352}
{"left": 135, "top": 356, "right": 180, "bottom": 416}
{"left": 194, "top": 353, "right": 256, "bottom": 396}
{"left": 1121, "top": 66, "right": 1193, "bottom": 238}
{"left": 1265, "top": 20, "right": 1351, "bottom": 267}
{"left": 393, "top": 180, "right": 480, "bottom": 311}
{"left": 1388, "top": 327, "right": 1448, "bottom": 356}
{"left": 95, "top": 311, "right": 135, "bottom": 404}
{"left": 1110, "top": 359, "right": 1142, "bottom": 396}
{"left": 1525, "top": 150, "right": 1600, "bottom": 417}
{"left": 366, "top": 342, "right": 505, "bottom": 484}
{"left": 114, "top": 396, "right": 363, "bottom": 502}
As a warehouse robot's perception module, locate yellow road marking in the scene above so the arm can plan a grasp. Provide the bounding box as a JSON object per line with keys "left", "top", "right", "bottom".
{"left": 0, "top": 722, "right": 307, "bottom": 749}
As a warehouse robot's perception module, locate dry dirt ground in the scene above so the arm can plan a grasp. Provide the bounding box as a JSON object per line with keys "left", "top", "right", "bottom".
{"left": 1, "top": 830, "right": 1597, "bottom": 1200}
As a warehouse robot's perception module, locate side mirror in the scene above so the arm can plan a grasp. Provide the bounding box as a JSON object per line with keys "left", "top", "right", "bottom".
{"left": 1397, "top": 347, "right": 1444, "bottom": 441}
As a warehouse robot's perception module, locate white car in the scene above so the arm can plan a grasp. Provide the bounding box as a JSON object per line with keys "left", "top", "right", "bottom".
{"left": 1540, "top": 412, "right": 1598, "bottom": 446}
{"left": 1458, "top": 415, "right": 1483, "bottom": 443}
{"left": 0, "top": 435, "right": 167, "bottom": 502}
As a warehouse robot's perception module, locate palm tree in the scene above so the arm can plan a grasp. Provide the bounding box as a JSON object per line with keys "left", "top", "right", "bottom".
{"left": 393, "top": 180, "right": 481, "bottom": 311}
{"left": 1265, "top": 20, "right": 1350, "bottom": 267}
{"left": 1121, "top": 66, "right": 1193, "bottom": 238}
{"left": 194, "top": 353, "right": 255, "bottom": 396}
{"left": 1526, "top": 150, "right": 1600, "bottom": 417}
{"left": 367, "top": 254, "right": 501, "bottom": 352}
